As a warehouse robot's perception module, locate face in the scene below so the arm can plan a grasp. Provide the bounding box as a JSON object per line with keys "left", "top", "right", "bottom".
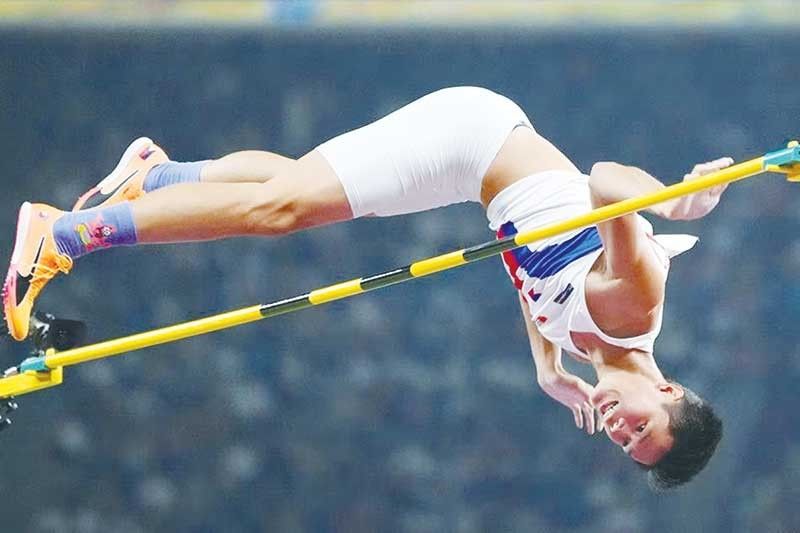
{"left": 591, "top": 372, "right": 684, "bottom": 465}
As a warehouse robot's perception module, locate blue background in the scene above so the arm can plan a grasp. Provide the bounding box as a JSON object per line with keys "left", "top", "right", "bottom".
{"left": 1, "top": 28, "right": 799, "bottom": 532}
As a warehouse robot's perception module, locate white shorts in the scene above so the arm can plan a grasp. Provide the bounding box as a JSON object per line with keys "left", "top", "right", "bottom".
{"left": 315, "top": 86, "right": 533, "bottom": 218}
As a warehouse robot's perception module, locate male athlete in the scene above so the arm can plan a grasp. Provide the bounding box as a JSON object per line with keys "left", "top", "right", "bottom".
{"left": 3, "top": 87, "right": 723, "bottom": 489}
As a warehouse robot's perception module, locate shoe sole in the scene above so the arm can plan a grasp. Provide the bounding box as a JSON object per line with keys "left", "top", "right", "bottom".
{"left": 97, "top": 137, "right": 153, "bottom": 194}
{"left": 3, "top": 202, "right": 33, "bottom": 333}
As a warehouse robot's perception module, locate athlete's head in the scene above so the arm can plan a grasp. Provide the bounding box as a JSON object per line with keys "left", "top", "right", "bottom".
{"left": 591, "top": 372, "right": 722, "bottom": 489}
{"left": 639, "top": 384, "right": 723, "bottom": 490}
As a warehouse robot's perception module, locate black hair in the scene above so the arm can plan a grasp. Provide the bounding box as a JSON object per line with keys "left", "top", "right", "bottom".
{"left": 639, "top": 384, "right": 723, "bottom": 490}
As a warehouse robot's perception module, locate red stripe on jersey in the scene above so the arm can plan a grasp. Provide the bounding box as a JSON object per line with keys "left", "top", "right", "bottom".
{"left": 497, "top": 228, "right": 524, "bottom": 290}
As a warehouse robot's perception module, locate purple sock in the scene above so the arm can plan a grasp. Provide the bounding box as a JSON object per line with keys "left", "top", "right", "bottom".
{"left": 54, "top": 203, "right": 138, "bottom": 259}
{"left": 143, "top": 161, "right": 209, "bottom": 192}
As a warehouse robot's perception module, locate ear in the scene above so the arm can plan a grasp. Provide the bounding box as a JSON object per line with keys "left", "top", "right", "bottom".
{"left": 657, "top": 383, "right": 685, "bottom": 401}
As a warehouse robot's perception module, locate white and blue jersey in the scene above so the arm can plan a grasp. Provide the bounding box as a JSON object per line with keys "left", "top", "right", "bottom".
{"left": 487, "top": 170, "right": 698, "bottom": 358}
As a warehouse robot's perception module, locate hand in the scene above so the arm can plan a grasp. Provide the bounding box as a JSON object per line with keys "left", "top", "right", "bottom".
{"left": 537, "top": 369, "right": 601, "bottom": 435}
{"left": 663, "top": 157, "right": 734, "bottom": 221}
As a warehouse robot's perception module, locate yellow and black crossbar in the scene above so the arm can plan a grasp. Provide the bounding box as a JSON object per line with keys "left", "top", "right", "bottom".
{"left": 2, "top": 142, "right": 799, "bottom": 399}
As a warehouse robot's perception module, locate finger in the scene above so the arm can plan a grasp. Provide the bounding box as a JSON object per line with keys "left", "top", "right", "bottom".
{"left": 573, "top": 403, "right": 583, "bottom": 429}
{"left": 711, "top": 156, "right": 734, "bottom": 168}
{"left": 583, "top": 402, "right": 595, "bottom": 435}
{"left": 706, "top": 162, "right": 727, "bottom": 174}
{"left": 589, "top": 404, "right": 603, "bottom": 433}
{"left": 589, "top": 402, "right": 601, "bottom": 434}
{"left": 703, "top": 157, "right": 734, "bottom": 173}
{"left": 583, "top": 411, "right": 592, "bottom": 434}
{"left": 692, "top": 161, "right": 716, "bottom": 174}
{"left": 691, "top": 158, "right": 731, "bottom": 177}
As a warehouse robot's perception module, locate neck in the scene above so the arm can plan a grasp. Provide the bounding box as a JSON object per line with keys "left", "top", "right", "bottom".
{"left": 581, "top": 334, "right": 665, "bottom": 382}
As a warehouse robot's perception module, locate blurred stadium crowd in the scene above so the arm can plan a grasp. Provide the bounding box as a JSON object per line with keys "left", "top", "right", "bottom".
{"left": 1, "top": 26, "right": 800, "bottom": 533}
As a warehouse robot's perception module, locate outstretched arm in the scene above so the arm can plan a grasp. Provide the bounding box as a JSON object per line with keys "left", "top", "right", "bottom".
{"left": 589, "top": 158, "right": 733, "bottom": 222}
{"left": 519, "top": 294, "right": 600, "bottom": 435}
{"left": 587, "top": 158, "right": 733, "bottom": 307}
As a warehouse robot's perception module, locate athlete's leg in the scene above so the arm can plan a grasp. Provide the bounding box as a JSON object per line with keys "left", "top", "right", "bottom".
{"left": 134, "top": 150, "right": 351, "bottom": 242}
{"left": 2, "top": 149, "right": 349, "bottom": 340}
{"left": 199, "top": 151, "right": 295, "bottom": 184}
{"left": 75, "top": 138, "right": 298, "bottom": 210}
{"left": 5, "top": 86, "right": 529, "bottom": 340}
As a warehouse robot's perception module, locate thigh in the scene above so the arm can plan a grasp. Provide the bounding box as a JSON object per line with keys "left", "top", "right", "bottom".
{"left": 202, "top": 151, "right": 295, "bottom": 184}
{"left": 268, "top": 149, "right": 355, "bottom": 231}
{"left": 314, "top": 87, "right": 531, "bottom": 218}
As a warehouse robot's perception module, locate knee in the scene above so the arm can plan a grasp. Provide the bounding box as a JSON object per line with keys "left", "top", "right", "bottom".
{"left": 244, "top": 199, "right": 301, "bottom": 236}
{"left": 242, "top": 183, "right": 305, "bottom": 236}
{"left": 241, "top": 155, "right": 351, "bottom": 236}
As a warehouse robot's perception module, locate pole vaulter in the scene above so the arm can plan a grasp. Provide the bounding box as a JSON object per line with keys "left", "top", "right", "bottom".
{"left": 0, "top": 142, "right": 797, "bottom": 428}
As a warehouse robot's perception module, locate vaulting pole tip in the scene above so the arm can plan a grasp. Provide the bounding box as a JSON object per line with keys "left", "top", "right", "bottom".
{"left": 764, "top": 140, "right": 800, "bottom": 181}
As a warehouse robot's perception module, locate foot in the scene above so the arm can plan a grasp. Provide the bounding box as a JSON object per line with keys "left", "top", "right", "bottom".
{"left": 72, "top": 137, "right": 168, "bottom": 211}
{"left": 3, "top": 203, "right": 73, "bottom": 341}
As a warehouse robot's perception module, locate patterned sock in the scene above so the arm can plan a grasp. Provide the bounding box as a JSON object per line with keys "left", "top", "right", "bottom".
{"left": 143, "top": 161, "right": 209, "bottom": 192}
{"left": 53, "top": 203, "right": 138, "bottom": 259}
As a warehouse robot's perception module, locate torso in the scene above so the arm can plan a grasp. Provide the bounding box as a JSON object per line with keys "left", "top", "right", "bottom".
{"left": 483, "top": 126, "right": 664, "bottom": 356}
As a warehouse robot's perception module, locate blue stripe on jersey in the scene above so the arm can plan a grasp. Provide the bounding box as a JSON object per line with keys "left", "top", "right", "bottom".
{"left": 498, "top": 222, "right": 603, "bottom": 280}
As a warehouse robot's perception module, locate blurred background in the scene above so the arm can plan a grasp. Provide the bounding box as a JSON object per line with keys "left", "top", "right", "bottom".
{"left": 1, "top": 1, "right": 799, "bottom": 532}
